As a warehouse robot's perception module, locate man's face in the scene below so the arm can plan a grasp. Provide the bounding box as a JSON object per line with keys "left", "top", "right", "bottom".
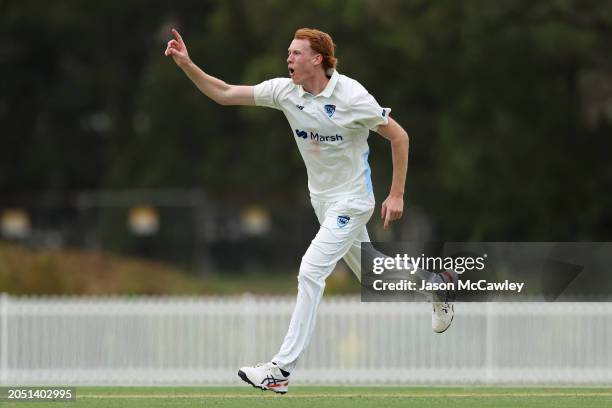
{"left": 287, "top": 39, "right": 320, "bottom": 85}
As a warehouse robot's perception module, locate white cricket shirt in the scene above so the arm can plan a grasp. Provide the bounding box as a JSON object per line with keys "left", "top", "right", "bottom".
{"left": 253, "top": 70, "right": 391, "bottom": 202}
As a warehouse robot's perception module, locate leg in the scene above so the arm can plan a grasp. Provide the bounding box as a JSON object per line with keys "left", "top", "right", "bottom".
{"left": 342, "top": 229, "right": 436, "bottom": 298}
{"left": 342, "top": 228, "right": 456, "bottom": 333}
{"left": 272, "top": 199, "right": 374, "bottom": 372}
{"left": 341, "top": 225, "right": 369, "bottom": 283}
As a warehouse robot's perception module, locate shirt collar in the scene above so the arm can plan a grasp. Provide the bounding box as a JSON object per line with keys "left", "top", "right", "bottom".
{"left": 298, "top": 70, "right": 339, "bottom": 98}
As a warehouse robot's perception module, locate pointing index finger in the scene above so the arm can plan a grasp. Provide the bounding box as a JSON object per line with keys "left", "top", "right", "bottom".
{"left": 172, "top": 28, "right": 184, "bottom": 44}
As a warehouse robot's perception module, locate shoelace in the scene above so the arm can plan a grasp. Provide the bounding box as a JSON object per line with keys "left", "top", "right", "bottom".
{"left": 254, "top": 362, "right": 288, "bottom": 380}
{"left": 433, "top": 303, "right": 450, "bottom": 314}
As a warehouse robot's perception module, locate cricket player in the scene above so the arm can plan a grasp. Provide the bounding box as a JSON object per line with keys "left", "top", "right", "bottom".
{"left": 165, "top": 27, "right": 455, "bottom": 393}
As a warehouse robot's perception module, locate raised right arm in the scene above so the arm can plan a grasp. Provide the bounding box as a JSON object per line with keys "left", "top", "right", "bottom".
{"left": 164, "top": 28, "right": 255, "bottom": 106}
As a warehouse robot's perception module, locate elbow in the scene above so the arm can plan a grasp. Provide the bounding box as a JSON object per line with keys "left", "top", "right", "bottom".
{"left": 200, "top": 92, "right": 229, "bottom": 106}
{"left": 390, "top": 131, "right": 409, "bottom": 153}
{"left": 392, "top": 130, "right": 409, "bottom": 146}
{"left": 400, "top": 131, "right": 409, "bottom": 149}
{"left": 214, "top": 84, "right": 233, "bottom": 106}
{"left": 216, "top": 91, "right": 231, "bottom": 106}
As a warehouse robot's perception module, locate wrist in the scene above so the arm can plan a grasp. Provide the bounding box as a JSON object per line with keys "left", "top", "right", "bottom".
{"left": 388, "top": 191, "right": 404, "bottom": 199}
{"left": 178, "top": 58, "right": 194, "bottom": 70}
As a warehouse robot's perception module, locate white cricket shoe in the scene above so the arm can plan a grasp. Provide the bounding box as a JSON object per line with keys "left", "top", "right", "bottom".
{"left": 431, "top": 269, "right": 457, "bottom": 333}
{"left": 432, "top": 302, "right": 454, "bottom": 333}
{"left": 238, "top": 362, "right": 289, "bottom": 394}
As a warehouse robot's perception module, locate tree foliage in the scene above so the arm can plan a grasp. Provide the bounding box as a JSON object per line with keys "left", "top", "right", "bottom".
{"left": 1, "top": 0, "right": 611, "bottom": 240}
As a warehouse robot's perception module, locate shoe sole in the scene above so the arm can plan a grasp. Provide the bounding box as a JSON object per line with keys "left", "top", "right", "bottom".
{"left": 237, "top": 370, "right": 287, "bottom": 394}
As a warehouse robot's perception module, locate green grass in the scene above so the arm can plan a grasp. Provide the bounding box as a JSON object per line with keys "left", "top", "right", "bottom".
{"left": 3, "top": 386, "right": 612, "bottom": 408}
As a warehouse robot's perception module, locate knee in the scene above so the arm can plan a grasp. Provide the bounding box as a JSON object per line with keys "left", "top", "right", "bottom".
{"left": 298, "top": 259, "right": 325, "bottom": 289}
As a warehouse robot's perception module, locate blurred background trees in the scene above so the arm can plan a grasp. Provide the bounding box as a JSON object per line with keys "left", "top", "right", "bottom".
{"left": 1, "top": 0, "right": 611, "bottom": 291}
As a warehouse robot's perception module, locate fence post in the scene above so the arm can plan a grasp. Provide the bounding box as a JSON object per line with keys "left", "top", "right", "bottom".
{"left": 485, "top": 302, "right": 496, "bottom": 383}
{"left": 0, "top": 293, "right": 8, "bottom": 385}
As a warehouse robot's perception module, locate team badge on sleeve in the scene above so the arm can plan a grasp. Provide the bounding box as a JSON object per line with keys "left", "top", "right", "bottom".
{"left": 337, "top": 215, "right": 350, "bottom": 228}
{"left": 324, "top": 104, "right": 336, "bottom": 117}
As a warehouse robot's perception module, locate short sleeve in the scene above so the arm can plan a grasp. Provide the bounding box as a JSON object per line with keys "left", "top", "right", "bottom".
{"left": 350, "top": 81, "right": 391, "bottom": 131}
{"left": 253, "top": 78, "right": 291, "bottom": 111}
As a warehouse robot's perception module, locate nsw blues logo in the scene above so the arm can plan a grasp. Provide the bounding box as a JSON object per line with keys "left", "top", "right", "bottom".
{"left": 324, "top": 104, "right": 336, "bottom": 117}
{"left": 295, "top": 129, "right": 308, "bottom": 139}
{"left": 337, "top": 215, "right": 350, "bottom": 228}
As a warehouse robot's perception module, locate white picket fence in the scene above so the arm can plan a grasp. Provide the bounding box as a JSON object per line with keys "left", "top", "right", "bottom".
{"left": 1, "top": 294, "right": 611, "bottom": 385}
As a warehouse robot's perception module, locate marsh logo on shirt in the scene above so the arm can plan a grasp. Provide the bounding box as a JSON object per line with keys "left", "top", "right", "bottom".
{"left": 337, "top": 215, "right": 350, "bottom": 228}
{"left": 295, "top": 129, "right": 344, "bottom": 143}
{"left": 324, "top": 104, "right": 336, "bottom": 117}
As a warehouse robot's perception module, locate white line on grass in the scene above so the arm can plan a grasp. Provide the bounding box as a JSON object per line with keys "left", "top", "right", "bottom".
{"left": 79, "top": 392, "right": 612, "bottom": 399}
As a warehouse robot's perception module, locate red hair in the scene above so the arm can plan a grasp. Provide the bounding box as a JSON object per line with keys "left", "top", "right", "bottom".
{"left": 294, "top": 28, "right": 337, "bottom": 73}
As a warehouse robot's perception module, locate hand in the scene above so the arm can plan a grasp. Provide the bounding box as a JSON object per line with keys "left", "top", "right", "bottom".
{"left": 381, "top": 194, "right": 404, "bottom": 230}
{"left": 164, "top": 28, "right": 191, "bottom": 67}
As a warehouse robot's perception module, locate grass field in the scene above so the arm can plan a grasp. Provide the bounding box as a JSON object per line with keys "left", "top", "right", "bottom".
{"left": 3, "top": 386, "right": 612, "bottom": 408}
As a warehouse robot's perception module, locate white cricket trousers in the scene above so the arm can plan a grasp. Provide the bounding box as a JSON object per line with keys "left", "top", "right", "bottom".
{"left": 272, "top": 196, "right": 375, "bottom": 372}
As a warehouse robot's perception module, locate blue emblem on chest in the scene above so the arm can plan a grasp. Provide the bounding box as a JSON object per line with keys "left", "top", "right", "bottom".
{"left": 337, "top": 215, "right": 350, "bottom": 228}
{"left": 324, "top": 104, "right": 336, "bottom": 117}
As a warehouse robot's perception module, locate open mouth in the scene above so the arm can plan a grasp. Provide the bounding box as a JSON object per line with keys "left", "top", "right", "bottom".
{"left": 288, "top": 68, "right": 295, "bottom": 77}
